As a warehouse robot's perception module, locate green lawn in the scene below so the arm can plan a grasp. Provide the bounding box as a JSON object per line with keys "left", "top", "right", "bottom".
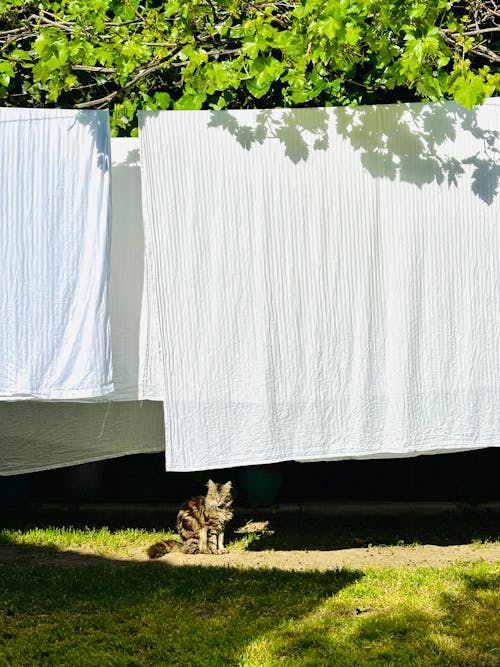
{"left": 1, "top": 526, "right": 499, "bottom": 666}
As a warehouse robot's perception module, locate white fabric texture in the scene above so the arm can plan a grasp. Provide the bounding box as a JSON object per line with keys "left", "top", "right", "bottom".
{"left": 0, "top": 109, "right": 113, "bottom": 400}
{"left": 0, "top": 400, "right": 164, "bottom": 475}
{"left": 105, "top": 138, "right": 163, "bottom": 400}
{"left": 139, "top": 100, "right": 500, "bottom": 471}
{"left": 0, "top": 137, "right": 163, "bottom": 476}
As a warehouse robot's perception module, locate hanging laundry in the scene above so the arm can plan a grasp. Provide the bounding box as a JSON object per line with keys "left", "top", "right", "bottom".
{"left": 0, "top": 137, "right": 164, "bottom": 476}
{"left": 105, "top": 137, "right": 163, "bottom": 401}
{"left": 0, "top": 399, "right": 164, "bottom": 475}
{"left": 139, "top": 100, "right": 500, "bottom": 471}
{"left": 0, "top": 109, "right": 113, "bottom": 400}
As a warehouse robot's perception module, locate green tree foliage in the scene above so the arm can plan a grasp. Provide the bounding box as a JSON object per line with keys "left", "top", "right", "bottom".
{"left": 1, "top": 0, "right": 499, "bottom": 134}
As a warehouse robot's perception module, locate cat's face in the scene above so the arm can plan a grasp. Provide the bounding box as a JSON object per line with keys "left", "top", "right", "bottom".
{"left": 206, "top": 480, "right": 233, "bottom": 507}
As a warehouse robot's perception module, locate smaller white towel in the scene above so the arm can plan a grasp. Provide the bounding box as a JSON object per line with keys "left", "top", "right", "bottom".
{"left": 0, "top": 108, "right": 113, "bottom": 400}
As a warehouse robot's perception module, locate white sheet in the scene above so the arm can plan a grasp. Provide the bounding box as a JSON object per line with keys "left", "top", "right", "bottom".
{"left": 105, "top": 138, "right": 162, "bottom": 400}
{"left": 0, "top": 137, "right": 165, "bottom": 476}
{"left": 0, "top": 400, "right": 164, "bottom": 475}
{"left": 139, "top": 100, "right": 500, "bottom": 471}
{"left": 0, "top": 109, "right": 113, "bottom": 399}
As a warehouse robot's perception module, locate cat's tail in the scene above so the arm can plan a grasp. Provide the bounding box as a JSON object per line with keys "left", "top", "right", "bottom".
{"left": 146, "top": 540, "right": 184, "bottom": 559}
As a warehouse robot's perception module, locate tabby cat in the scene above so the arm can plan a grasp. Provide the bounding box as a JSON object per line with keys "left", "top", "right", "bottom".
{"left": 147, "top": 480, "right": 233, "bottom": 558}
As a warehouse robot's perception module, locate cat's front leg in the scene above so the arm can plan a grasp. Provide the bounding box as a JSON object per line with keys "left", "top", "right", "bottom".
{"left": 198, "top": 526, "right": 210, "bottom": 554}
{"left": 208, "top": 531, "right": 218, "bottom": 554}
{"left": 216, "top": 531, "right": 227, "bottom": 554}
{"left": 208, "top": 531, "right": 221, "bottom": 554}
{"left": 207, "top": 531, "right": 226, "bottom": 554}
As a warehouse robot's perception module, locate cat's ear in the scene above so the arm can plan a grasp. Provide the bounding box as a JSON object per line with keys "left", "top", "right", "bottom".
{"left": 223, "top": 481, "right": 232, "bottom": 491}
{"left": 207, "top": 479, "right": 216, "bottom": 489}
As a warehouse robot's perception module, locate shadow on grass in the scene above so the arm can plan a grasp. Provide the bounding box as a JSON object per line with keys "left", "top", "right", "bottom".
{"left": 232, "top": 510, "right": 500, "bottom": 552}
{"left": 253, "top": 567, "right": 500, "bottom": 666}
{"left": 0, "top": 543, "right": 361, "bottom": 666}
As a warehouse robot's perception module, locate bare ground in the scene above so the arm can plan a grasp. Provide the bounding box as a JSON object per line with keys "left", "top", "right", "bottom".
{"left": 141, "top": 543, "right": 500, "bottom": 570}
{"left": 1, "top": 542, "right": 499, "bottom": 570}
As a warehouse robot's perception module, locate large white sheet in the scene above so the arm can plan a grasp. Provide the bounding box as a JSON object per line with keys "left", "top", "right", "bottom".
{"left": 139, "top": 100, "right": 500, "bottom": 471}
{"left": 0, "top": 109, "right": 113, "bottom": 399}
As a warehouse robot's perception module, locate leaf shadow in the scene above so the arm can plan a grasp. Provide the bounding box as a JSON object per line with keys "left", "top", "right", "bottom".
{"left": 207, "top": 102, "right": 499, "bottom": 203}
{"left": 74, "top": 110, "right": 111, "bottom": 172}
{"left": 208, "top": 107, "right": 330, "bottom": 164}
{"left": 335, "top": 102, "right": 499, "bottom": 204}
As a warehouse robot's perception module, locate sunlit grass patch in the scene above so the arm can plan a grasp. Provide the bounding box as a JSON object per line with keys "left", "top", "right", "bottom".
{"left": 241, "top": 563, "right": 500, "bottom": 667}
{"left": 0, "top": 526, "right": 175, "bottom": 558}
{"left": 0, "top": 524, "right": 275, "bottom": 556}
{"left": 0, "top": 523, "right": 498, "bottom": 666}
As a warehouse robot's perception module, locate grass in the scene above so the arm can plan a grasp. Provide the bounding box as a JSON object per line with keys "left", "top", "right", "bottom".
{"left": 0, "top": 519, "right": 499, "bottom": 666}
{"left": 0, "top": 526, "right": 172, "bottom": 559}
{"left": 241, "top": 564, "right": 500, "bottom": 667}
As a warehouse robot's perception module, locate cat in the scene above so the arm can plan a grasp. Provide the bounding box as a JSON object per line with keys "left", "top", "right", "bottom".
{"left": 147, "top": 480, "right": 233, "bottom": 558}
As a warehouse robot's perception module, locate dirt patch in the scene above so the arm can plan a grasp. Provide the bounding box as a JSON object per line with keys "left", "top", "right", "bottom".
{"left": 1, "top": 543, "right": 499, "bottom": 570}
{"left": 137, "top": 543, "right": 500, "bottom": 570}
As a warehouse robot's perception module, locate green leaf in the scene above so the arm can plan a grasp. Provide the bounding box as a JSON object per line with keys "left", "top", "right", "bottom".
{"left": 33, "top": 30, "right": 69, "bottom": 75}
{"left": 409, "top": 3, "right": 426, "bottom": 19}
{"left": 10, "top": 49, "right": 32, "bottom": 62}
{"left": 0, "top": 60, "right": 14, "bottom": 86}
{"left": 0, "top": 0, "right": 496, "bottom": 134}
{"left": 122, "top": 40, "right": 149, "bottom": 60}
{"left": 242, "top": 37, "right": 270, "bottom": 58}
{"left": 449, "top": 74, "right": 488, "bottom": 109}
{"left": 174, "top": 92, "right": 207, "bottom": 110}
{"left": 345, "top": 22, "right": 362, "bottom": 47}
{"left": 416, "top": 73, "right": 442, "bottom": 100}
{"left": 406, "top": 38, "right": 424, "bottom": 65}
{"left": 32, "top": 61, "right": 53, "bottom": 84}
{"left": 437, "top": 55, "right": 450, "bottom": 68}
{"left": 317, "top": 17, "right": 341, "bottom": 41}
{"left": 247, "top": 56, "right": 283, "bottom": 98}
{"left": 181, "top": 45, "right": 209, "bottom": 69}
{"left": 64, "top": 73, "right": 78, "bottom": 88}
{"left": 154, "top": 92, "right": 171, "bottom": 109}
{"left": 111, "top": 0, "right": 139, "bottom": 21}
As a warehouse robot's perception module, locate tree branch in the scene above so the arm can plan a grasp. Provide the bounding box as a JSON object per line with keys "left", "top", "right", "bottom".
{"left": 71, "top": 65, "right": 117, "bottom": 73}
{"left": 469, "top": 42, "right": 500, "bottom": 62}
{"left": 31, "top": 14, "right": 75, "bottom": 33}
{"left": 461, "top": 26, "right": 500, "bottom": 35}
{"left": 74, "top": 51, "right": 182, "bottom": 108}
